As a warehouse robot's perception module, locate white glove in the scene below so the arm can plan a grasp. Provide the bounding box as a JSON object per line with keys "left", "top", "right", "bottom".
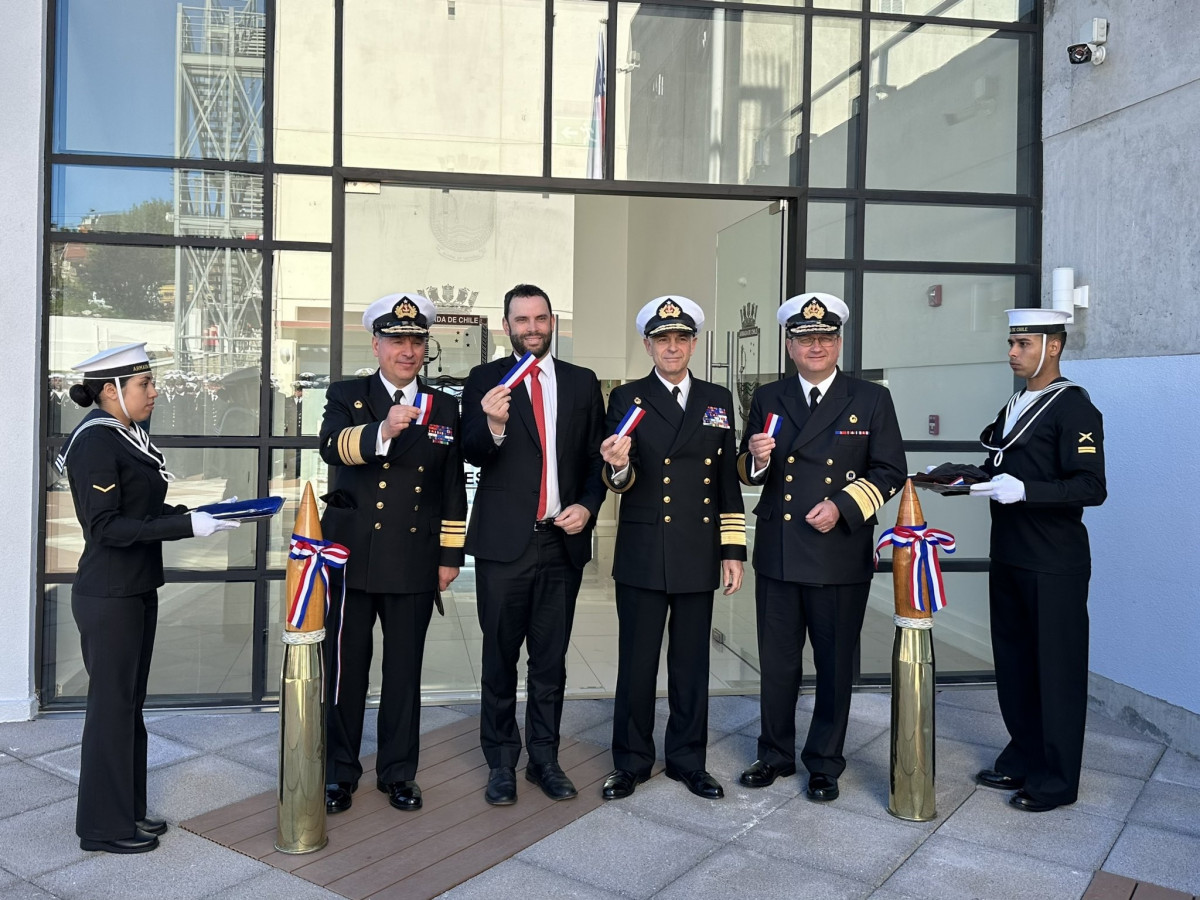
{"left": 219, "top": 496, "right": 239, "bottom": 504}
{"left": 969, "top": 473, "right": 1026, "bottom": 504}
{"left": 190, "top": 511, "right": 241, "bottom": 537}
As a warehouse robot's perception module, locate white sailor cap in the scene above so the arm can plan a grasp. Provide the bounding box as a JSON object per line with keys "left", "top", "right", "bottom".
{"left": 636, "top": 295, "right": 705, "bottom": 336}
{"left": 777, "top": 293, "right": 849, "bottom": 336}
{"left": 362, "top": 292, "right": 436, "bottom": 336}
{"left": 1005, "top": 308, "right": 1070, "bottom": 335}
{"left": 71, "top": 342, "right": 152, "bottom": 380}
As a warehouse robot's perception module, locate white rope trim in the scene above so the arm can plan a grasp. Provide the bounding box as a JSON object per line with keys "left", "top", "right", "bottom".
{"left": 281, "top": 629, "right": 326, "bottom": 645}
{"left": 894, "top": 615, "right": 933, "bottom": 630}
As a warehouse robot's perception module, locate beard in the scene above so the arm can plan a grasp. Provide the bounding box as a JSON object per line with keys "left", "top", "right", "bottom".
{"left": 509, "top": 327, "right": 553, "bottom": 359}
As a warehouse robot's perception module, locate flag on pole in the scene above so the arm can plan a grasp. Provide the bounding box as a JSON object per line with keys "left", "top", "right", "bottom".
{"left": 586, "top": 27, "right": 606, "bottom": 179}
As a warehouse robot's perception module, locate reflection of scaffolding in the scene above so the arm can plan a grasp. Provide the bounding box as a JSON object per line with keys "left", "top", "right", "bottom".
{"left": 173, "top": 1, "right": 265, "bottom": 370}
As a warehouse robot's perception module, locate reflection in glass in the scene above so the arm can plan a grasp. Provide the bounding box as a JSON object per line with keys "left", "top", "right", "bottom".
{"left": 268, "top": 449, "right": 330, "bottom": 570}
{"left": 44, "top": 582, "right": 255, "bottom": 703}
{"left": 807, "top": 201, "right": 854, "bottom": 259}
{"left": 274, "top": 176, "right": 333, "bottom": 244}
{"left": 48, "top": 244, "right": 264, "bottom": 436}
{"left": 808, "top": 17, "right": 862, "bottom": 188}
{"left": 865, "top": 204, "right": 1024, "bottom": 263}
{"left": 867, "top": 23, "right": 1029, "bottom": 193}
{"left": 617, "top": 5, "right": 804, "bottom": 186}
{"left": 54, "top": 0, "right": 265, "bottom": 160}
{"left": 272, "top": 252, "right": 331, "bottom": 437}
{"left": 872, "top": 0, "right": 1027, "bottom": 22}
{"left": 342, "top": 0, "right": 545, "bottom": 174}
{"left": 862, "top": 272, "right": 1019, "bottom": 441}
{"left": 52, "top": 166, "right": 263, "bottom": 239}
{"left": 551, "top": 1, "right": 611, "bottom": 179}
{"left": 275, "top": 0, "right": 334, "bottom": 165}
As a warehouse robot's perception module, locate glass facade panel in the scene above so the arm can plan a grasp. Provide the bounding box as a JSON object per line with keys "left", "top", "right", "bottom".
{"left": 862, "top": 272, "right": 1019, "bottom": 441}
{"left": 865, "top": 203, "right": 1025, "bottom": 263}
{"left": 871, "top": 0, "right": 1029, "bottom": 22}
{"left": 43, "top": 582, "right": 256, "bottom": 703}
{"left": 616, "top": 5, "right": 805, "bottom": 186}
{"left": 51, "top": 166, "right": 264, "bottom": 239}
{"left": 267, "top": 449, "right": 330, "bottom": 570}
{"left": 867, "top": 23, "right": 1029, "bottom": 193}
{"left": 808, "top": 16, "right": 862, "bottom": 188}
{"left": 342, "top": 0, "right": 546, "bottom": 175}
{"left": 551, "top": 0, "right": 609, "bottom": 180}
{"left": 274, "top": 175, "right": 332, "bottom": 244}
{"left": 272, "top": 251, "right": 331, "bottom": 437}
{"left": 54, "top": 0, "right": 265, "bottom": 160}
{"left": 274, "top": 0, "right": 334, "bottom": 165}
{"left": 807, "top": 201, "right": 854, "bottom": 259}
{"left": 48, "top": 243, "right": 264, "bottom": 437}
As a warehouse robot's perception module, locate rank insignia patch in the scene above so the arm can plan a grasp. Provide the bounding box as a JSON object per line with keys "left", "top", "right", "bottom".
{"left": 703, "top": 406, "right": 730, "bottom": 428}
{"left": 1079, "top": 432, "right": 1094, "bottom": 443}
{"left": 92, "top": 484, "right": 115, "bottom": 493}
{"left": 427, "top": 424, "right": 455, "bottom": 445}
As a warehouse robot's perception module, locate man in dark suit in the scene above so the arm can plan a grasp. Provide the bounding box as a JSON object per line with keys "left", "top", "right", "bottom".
{"left": 598, "top": 296, "right": 745, "bottom": 801}
{"left": 462, "top": 284, "right": 606, "bottom": 806}
{"left": 737, "top": 293, "right": 906, "bottom": 802}
{"left": 319, "top": 292, "right": 467, "bottom": 814}
{"left": 969, "top": 307, "right": 1106, "bottom": 813}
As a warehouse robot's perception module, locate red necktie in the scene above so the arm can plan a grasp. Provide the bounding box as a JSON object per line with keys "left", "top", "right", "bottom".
{"left": 529, "top": 363, "right": 548, "bottom": 520}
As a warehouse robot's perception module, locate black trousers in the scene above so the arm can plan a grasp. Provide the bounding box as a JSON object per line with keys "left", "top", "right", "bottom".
{"left": 476, "top": 529, "right": 582, "bottom": 769}
{"left": 612, "top": 584, "right": 714, "bottom": 776}
{"left": 755, "top": 574, "right": 869, "bottom": 778}
{"left": 324, "top": 585, "right": 435, "bottom": 786}
{"left": 989, "top": 559, "right": 1090, "bottom": 805}
{"left": 71, "top": 589, "right": 157, "bottom": 841}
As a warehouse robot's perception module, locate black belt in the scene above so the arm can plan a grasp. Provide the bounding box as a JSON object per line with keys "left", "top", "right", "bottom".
{"left": 533, "top": 518, "right": 557, "bottom": 532}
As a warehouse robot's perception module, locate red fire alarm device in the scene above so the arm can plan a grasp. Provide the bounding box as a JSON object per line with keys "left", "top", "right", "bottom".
{"left": 927, "top": 284, "right": 942, "bottom": 307}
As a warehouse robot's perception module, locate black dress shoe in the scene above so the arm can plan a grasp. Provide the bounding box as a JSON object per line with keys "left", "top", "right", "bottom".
{"left": 525, "top": 761, "right": 578, "bottom": 801}
{"left": 665, "top": 767, "right": 724, "bottom": 800}
{"left": 80, "top": 829, "right": 159, "bottom": 854}
{"left": 739, "top": 759, "right": 797, "bottom": 789}
{"left": 975, "top": 768, "right": 1025, "bottom": 790}
{"left": 1009, "top": 789, "right": 1062, "bottom": 813}
{"left": 601, "top": 769, "right": 649, "bottom": 800}
{"left": 485, "top": 766, "right": 517, "bottom": 806}
{"left": 325, "top": 782, "right": 355, "bottom": 814}
{"left": 378, "top": 780, "right": 423, "bottom": 811}
{"left": 806, "top": 773, "right": 840, "bottom": 802}
{"left": 135, "top": 817, "right": 168, "bottom": 836}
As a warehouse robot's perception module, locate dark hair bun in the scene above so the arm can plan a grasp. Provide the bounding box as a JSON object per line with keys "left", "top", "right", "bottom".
{"left": 68, "top": 383, "right": 96, "bottom": 407}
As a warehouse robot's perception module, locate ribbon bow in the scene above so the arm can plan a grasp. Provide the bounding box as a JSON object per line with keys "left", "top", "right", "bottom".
{"left": 287, "top": 536, "right": 350, "bottom": 628}
{"left": 874, "top": 523, "right": 956, "bottom": 613}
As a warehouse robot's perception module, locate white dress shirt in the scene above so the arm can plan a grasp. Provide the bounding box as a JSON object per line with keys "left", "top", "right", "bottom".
{"left": 752, "top": 368, "right": 839, "bottom": 478}
{"left": 493, "top": 353, "right": 562, "bottom": 518}
{"left": 375, "top": 373, "right": 415, "bottom": 456}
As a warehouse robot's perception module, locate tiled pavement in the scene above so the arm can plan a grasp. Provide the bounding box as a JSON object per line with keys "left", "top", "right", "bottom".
{"left": 0, "top": 690, "right": 1196, "bottom": 899}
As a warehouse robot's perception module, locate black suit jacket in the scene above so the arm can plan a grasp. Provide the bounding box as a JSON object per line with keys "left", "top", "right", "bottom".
{"left": 461, "top": 355, "right": 606, "bottom": 568}
{"left": 738, "top": 371, "right": 907, "bottom": 585}
{"left": 65, "top": 411, "right": 194, "bottom": 597}
{"left": 603, "top": 371, "right": 746, "bottom": 594}
{"left": 318, "top": 373, "right": 467, "bottom": 593}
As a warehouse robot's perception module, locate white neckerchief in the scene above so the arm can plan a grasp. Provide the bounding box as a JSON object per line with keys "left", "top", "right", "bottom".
{"left": 56, "top": 413, "right": 175, "bottom": 482}
{"left": 983, "top": 380, "right": 1081, "bottom": 466}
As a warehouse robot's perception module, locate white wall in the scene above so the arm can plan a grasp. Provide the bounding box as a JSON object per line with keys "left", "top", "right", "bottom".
{"left": 1068, "top": 356, "right": 1200, "bottom": 715}
{"left": 0, "top": 1, "right": 46, "bottom": 721}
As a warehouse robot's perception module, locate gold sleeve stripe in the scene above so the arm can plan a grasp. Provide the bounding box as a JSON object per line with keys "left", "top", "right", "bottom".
{"left": 603, "top": 466, "right": 636, "bottom": 494}
{"left": 720, "top": 531, "right": 747, "bottom": 546}
{"left": 440, "top": 521, "right": 466, "bottom": 547}
{"left": 720, "top": 510, "right": 746, "bottom": 545}
{"left": 719, "top": 513, "right": 745, "bottom": 522}
{"left": 336, "top": 424, "right": 368, "bottom": 465}
{"left": 441, "top": 534, "right": 466, "bottom": 548}
{"left": 440, "top": 520, "right": 466, "bottom": 530}
{"left": 1077, "top": 447, "right": 1096, "bottom": 454}
{"left": 736, "top": 452, "right": 755, "bottom": 485}
{"left": 843, "top": 481, "right": 880, "bottom": 520}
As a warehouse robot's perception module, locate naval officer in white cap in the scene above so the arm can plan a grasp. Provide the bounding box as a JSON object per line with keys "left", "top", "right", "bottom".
{"left": 970, "top": 307, "right": 1106, "bottom": 812}
{"left": 59, "top": 343, "right": 238, "bottom": 853}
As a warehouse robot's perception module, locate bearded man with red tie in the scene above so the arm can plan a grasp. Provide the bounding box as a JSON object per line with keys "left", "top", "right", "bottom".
{"left": 462, "top": 284, "right": 606, "bottom": 806}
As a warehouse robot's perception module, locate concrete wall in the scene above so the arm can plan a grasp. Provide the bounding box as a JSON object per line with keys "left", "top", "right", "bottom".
{"left": 1043, "top": 0, "right": 1200, "bottom": 721}
{"left": 0, "top": 1, "right": 46, "bottom": 721}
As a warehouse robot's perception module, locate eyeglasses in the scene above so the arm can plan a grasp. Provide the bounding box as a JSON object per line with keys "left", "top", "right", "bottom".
{"left": 789, "top": 334, "right": 840, "bottom": 347}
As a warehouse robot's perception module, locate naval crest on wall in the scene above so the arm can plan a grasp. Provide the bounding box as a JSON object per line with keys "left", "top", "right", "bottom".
{"left": 429, "top": 174, "right": 495, "bottom": 261}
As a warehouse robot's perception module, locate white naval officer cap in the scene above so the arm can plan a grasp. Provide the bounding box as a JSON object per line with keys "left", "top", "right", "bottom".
{"left": 636, "top": 295, "right": 705, "bottom": 336}
{"left": 1005, "top": 308, "right": 1071, "bottom": 335}
{"left": 777, "top": 293, "right": 849, "bottom": 335}
{"left": 362, "top": 292, "right": 437, "bottom": 336}
{"left": 71, "top": 342, "right": 152, "bottom": 379}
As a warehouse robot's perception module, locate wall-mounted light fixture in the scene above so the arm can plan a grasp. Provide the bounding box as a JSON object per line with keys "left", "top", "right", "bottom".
{"left": 1052, "top": 267, "right": 1090, "bottom": 323}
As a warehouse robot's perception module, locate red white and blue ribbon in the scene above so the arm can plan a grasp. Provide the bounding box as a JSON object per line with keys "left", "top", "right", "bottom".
{"left": 500, "top": 351, "right": 537, "bottom": 388}
{"left": 874, "top": 523, "right": 956, "bottom": 613}
{"left": 287, "top": 536, "right": 350, "bottom": 697}
{"left": 763, "top": 413, "right": 782, "bottom": 438}
{"left": 615, "top": 404, "right": 646, "bottom": 438}
{"left": 414, "top": 392, "right": 433, "bottom": 425}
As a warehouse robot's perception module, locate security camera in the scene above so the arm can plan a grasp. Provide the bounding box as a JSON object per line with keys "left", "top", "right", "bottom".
{"left": 1068, "top": 42, "right": 1105, "bottom": 65}
{"left": 1068, "top": 18, "right": 1108, "bottom": 66}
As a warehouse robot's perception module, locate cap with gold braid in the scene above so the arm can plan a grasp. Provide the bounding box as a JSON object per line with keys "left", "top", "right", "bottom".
{"left": 777, "top": 292, "right": 849, "bottom": 336}
{"left": 362, "top": 292, "right": 437, "bottom": 336}
{"left": 636, "top": 295, "right": 706, "bottom": 336}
